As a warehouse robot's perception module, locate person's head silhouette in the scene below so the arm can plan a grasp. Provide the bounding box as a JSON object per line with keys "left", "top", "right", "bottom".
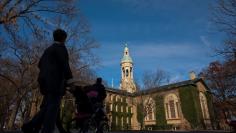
{"left": 96, "top": 77, "right": 102, "bottom": 84}
{"left": 53, "top": 29, "right": 67, "bottom": 43}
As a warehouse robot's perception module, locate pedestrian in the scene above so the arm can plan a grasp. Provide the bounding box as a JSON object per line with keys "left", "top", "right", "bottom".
{"left": 85, "top": 78, "right": 107, "bottom": 133}
{"left": 22, "top": 29, "right": 73, "bottom": 133}
{"left": 86, "top": 78, "right": 107, "bottom": 104}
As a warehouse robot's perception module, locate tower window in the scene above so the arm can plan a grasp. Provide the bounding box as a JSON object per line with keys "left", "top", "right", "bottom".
{"left": 126, "top": 52, "right": 128, "bottom": 55}
{"left": 126, "top": 69, "right": 129, "bottom": 77}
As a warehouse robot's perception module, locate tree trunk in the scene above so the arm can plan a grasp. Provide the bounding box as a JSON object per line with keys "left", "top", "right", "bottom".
{"left": 6, "top": 98, "right": 21, "bottom": 130}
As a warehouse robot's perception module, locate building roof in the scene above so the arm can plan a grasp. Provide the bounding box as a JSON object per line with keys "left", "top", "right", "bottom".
{"left": 105, "top": 78, "right": 209, "bottom": 96}
{"left": 105, "top": 87, "right": 134, "bottom": 96}
{"left": 121, "top": 55, "right": 133, "bottom": 63}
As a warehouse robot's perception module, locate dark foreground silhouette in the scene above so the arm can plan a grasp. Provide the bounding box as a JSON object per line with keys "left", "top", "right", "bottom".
{"left": 66, "top": 78, "right": 108, "bottom": 133}
{"left": 22, "top": 29, "right": 73, "bottom": 133}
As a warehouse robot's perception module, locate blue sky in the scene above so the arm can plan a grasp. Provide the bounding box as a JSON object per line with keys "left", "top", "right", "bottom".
{"left": 79, "top": 0, "right": 224, "bottom": 88}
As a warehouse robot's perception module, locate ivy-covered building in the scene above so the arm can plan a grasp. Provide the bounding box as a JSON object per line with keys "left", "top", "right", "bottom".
{"left": 104, "top": 45, "right": 215, "bottom": 130}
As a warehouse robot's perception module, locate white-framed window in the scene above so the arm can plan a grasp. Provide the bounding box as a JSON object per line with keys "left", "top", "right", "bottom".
{"left": 110, "top": 104, "right": 113, "bottom": 111}
{"left": 116, "top": 116, "right": 118, "bottom": 125}
{"left": 164, "top": 94, "right": 180, "bottom": 119}
{"left": 116, "top": 95, "right": 120, "bottom": 102}
{"left": 116, "top": 105, "right": 118, "bottom": 112}
{"left": 199, "top": 92, "right": 210, "bottom": 119}
{"left": 110, "top": 94, "right": 113, "bottom": 101}
{"left": 121, "top": 117, "right": 123, "bottom": 127}
{"left": 144, "top": 97, "right": 155, "bottom": 121}
{"left": 110, "top": 115, "right": 112, "bottom": 123}
{"left": 121, "top": 105, "right": 123, "bottom": 112}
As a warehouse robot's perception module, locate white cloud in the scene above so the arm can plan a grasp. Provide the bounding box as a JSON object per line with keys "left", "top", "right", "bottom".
{"left": 96, "top": 41, "right": 216, "bottom": 82}
{"left": 200, "top": 35, "right": 211, "bottom": 47}
{"left": 97, "top": 41, "right": 212, "bottom": 67}
{"left": 132, "top": 43, "right": 206, "bottom": 58}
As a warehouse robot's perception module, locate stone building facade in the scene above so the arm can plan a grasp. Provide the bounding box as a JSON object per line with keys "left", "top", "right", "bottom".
{"left": 104, "top": 45, "right": 214, "bottom": 130}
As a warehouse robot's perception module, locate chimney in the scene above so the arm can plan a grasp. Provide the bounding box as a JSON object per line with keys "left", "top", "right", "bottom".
{"left": 189, "top": 71, "right": 196, "bottom": 80}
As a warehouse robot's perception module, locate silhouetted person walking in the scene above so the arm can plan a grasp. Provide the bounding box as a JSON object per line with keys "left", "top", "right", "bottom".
{"left": 85, "top": 78, "right": 107, "bottom": 133}
{"left": 22, "top": 29, "right": 72, "bottom": 133}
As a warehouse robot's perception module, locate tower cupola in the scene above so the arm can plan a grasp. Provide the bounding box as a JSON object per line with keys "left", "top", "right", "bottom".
{"left": 121, "top": 44, "right": 133, "bottom": 63}
{"left": 120, "top": 44, "right": 136, "bottom": 93}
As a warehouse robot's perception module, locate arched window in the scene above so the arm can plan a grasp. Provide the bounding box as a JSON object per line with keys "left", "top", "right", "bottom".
{"left": 116, "top": 95, "right": 120, "bottom": 102}
{"left": 116, "top": 116, "right": 118, "bottom": 125}
{"left": 122, "top": 68, "right": 125, "bottom": 78}
{"left": 164, "top": 94, "right": 180, "bottom": 119}
{"left": 110, "top": 115, "right": 112, "bottom": 123}
{"left": 130, "top": 67, "right": 133, "bottom": 78}
{"left": 126, "top": 69, "right": 129, "bottom": 77}
{"left": 199, "top": 92, "right": 210, "bottom": 119}
{"left": 144, "top": 97, "right": 155, "bottom": 121}
{"left": 121, "top": 117, "right": 123, "bottom": 127}
{"left": 110, "top": 104, "right": 113, "bottom": 111}
{"left": 110, "top": 94, "right": 113, "bottom": 101}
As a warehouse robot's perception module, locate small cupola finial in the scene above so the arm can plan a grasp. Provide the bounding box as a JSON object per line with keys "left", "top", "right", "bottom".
{"left": 189, "top": 71, "right": 196, "bottom": 80}
{"left": 121, "top": 43, "right": 133, "bottom": 63}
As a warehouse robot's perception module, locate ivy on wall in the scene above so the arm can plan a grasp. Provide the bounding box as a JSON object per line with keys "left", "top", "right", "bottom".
{"left": 154, "top": 95, "right": 168, "bottom": 129}
{"left": 179, "top": 86, "right": 204, "bottom": 129}
{"left": 109, "top": 96, "right": 132, "bottom": 131}
{"left": 137, "top": 95, "right": 171, "bottom": 130}
{"left": 137, "top": 103, "right": 144, "bottom": 128}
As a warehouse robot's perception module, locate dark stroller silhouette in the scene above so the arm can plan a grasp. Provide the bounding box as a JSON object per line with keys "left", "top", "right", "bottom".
{"left": 66, "top": 85, "right": 109, "bottom": 133}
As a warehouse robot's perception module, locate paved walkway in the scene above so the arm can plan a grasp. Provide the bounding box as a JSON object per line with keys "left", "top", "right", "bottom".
{"left": 112, "top": 130, "right": 233, "bottom": 133}
{"left": 1, "top": 130, "right": 234, "bottom": 133}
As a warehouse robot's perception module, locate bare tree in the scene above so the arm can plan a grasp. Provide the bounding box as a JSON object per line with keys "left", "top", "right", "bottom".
{"left": 200, "top": 61, "right": 236, "bottom": 100}
{"left": 212, "top": 0, "right": 236, "bottom": 59}
{"left": 0, "top": 0, "right": 75, "bottom": 24}
{"left": 0, "top": 38, "right": 45, "bottom": 129}
{"left": 0, "top": 1, "right": 100, "bottom": 130}
{"left": 199, "top": 61, "right": 236, "bottom": 116}
{"left": 142, "top": 68, "right": 169, "bottom": 90}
